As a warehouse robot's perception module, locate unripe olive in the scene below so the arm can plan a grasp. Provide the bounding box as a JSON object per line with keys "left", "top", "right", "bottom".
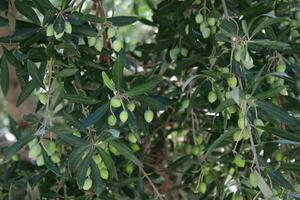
{"left": 185, "top": 144, "right": 192, "bottom": 154}
{"left": 169, "top": 47, "right": 180, "bottom": 61}
{"left": 100, "top": 168, "right": 109, "bottom": 180}
{"left": 36, "top": 155, "right": 45, "bottom": 166}
{"left": 125, "top": 162, "right": 134, "bottom": 175}
{"left": 109, "top": 144, "right": 120, "bottom": 156}
{"left": 192, "top": 146, "right": 200, "bottom": 156}
{"left": 180, "top": 48, "right": 188, "bottom": 57}
{"left": 54, "top": 31, "right": 64, "bottom": 40}
{"left": 93, "top": 154, "right": 102, "bottom": 164}
{"left": 119, "top": 111, "right": 128, "bottom": 123}
{"left": 47, "top": 141, "right": 56, "bottom": 156}
{"left": 233, "top": 154, "right": 245, "bottom": 168}
{"left": 195, "top": 13, "right": 204, "bottom": 24}
{"left": 195, "top": 135, "right": 203, "bottom": 145}
{"left": 202, "top": 27, "right": 211, "bottom": 38}
{"left": 86, "top": 167, "right": 91, "bottom": 176}
{"left": 107, "top": 114, "right": 117, "bottom": 126}
{"left": 88, "top": 37, "right": 97, "bottom": 47}
{"left": 200, "top": 22, "right": 208, "bottom": 31}
{"left": 112, "top": 40, "right": 123, "bottom": 52}
{"left": 83, "top": 178, "right": 93, "bottom": 190}
{"left": 198, "top": 182, "right": 207, "bottom": 193}
{"left": 266, "top": 75, "right": 275, "bottom": 84}
{"left": 208, "top": 91, "right": 217, "bottom": 103}
{"left": 295, "top": 11, "right": 300, "bottom": 20}
{"left": 233, "top": 131, "right": 243, "bottom": 142}
{"left": 238, "top": 116, "right": 246, "bottom": 129}
{"left": 29, "top": 144, "right": 42, "bottom": 158}
{"left": 276, "top": 63, "right": 286, "bottom": 73}
{"left": 229, "top": 167, "right": 235, "bottom": 175}
{"left": 28, "top": 138, "right": 38, "bottom": 148}
{"left": 73, "top": 131, "right": 81, "bottom": 137}
{"left": 225, "top": 91, "right": 231, "bottom": 99}
{"left": 107, "top": 27, "right": 117, "bottom": 38}
{"left": 64, "top": 21, "right": 72, "bottom": 34}
{"left": 130, "top": 143, "right": 140, "bottom": 152}
{"left": 127, "top": 103, "right": 135, "bottom": 112}
{"left": 211, "top": 26, "right": 217, "bottom": 34}
{"left": 227, "top": 106, "right": 236, "bottom": 114}
{"left": 181, "top": 99, "right": 190, "bottom": 109}
{"left": 232, "top": 194, "right": 243, "bottom": 200}
{"left": 110, "top": 96, "right": 121, "bottom": 108}
{"left": 46, "top": 24, "right": 54, "bottom": 37}
{"left": 144, "top": 110, "right": 154, "bottom": 123}
{"left": 275, "top": 151, "right": 283, "bottom": 161}
{"left": 51, "top": 154, "right": 61, "bottom": 163}
{"left": 185, "top": 25, "right": 189, "bottom": 35}
{"left": 219, "top": 67, "right": 229, "bottom": 73}
{"left": 207, "top": 17, "right": 216, "bottom": 26}
{"left": 38, "top": 93, "right": 48, "bottom": 105}
{"left": 227, "top": 76, "right": 237, "bottom": 88}
{"left": 249, "top": 172, "right": 258, "bottom": 188}
{"left": 128, "top": 133, "right": 137, "bottom": 143}
{"left": 95, "top": 37, "right": 104, "bottom": 52}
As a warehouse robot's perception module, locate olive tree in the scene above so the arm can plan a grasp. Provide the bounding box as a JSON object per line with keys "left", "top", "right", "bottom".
{"left": 0, "top": 0, "right": 300, "bottom": 199}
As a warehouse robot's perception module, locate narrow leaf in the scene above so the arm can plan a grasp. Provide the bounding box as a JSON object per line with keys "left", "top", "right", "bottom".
{"left": 4, "top": 135, "right": 35, "bottom": 160}
{"left": 27, "top": 60, "right": 45, "bottom": 89}
{"left": 102, "top": 71, "right": 115, "bottom": 91}
{"left": 80, "top": 103, "right": 109, "bottom": 130}
{"left": 96, "top": 146, "right": 118, "bottom": 180}
{"left": 64, "top": 94, "right": 100, "bottom": 104}
{"left": 41, "top": 148, "right": 62, "bottom": 176}
{"left": 0, "top": 55, "right": 9, "bottom": 96}
{"left": 125, "top": 79, "right": 160, "bottom": 97}
{"left": 112, "top": 57, "right": 123, "bottom": 90}
{"left": 57, "top": 133, "right": 87, "bottom": 147}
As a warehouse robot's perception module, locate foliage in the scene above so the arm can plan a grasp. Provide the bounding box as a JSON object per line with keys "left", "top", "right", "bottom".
{"left": 0, "top": 0, "right": 300, "bottom": 199}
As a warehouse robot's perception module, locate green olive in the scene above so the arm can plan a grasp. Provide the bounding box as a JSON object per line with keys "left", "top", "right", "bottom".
{"left": 202, "top": 27, "right": 211, "bottom": 38}
{"left": 93, "top": 154, "right": 102, "bottom": 164}
{"left": 51, "top": 154, "right": 61, "bottom": 164}
{"left": 95, "top": 37, "right": 104, "bottom": 52}
{"left": 266, "top": 75, "right": 275, "bottom": 84}
{"left": 249, "top": 172, "right": 258, "bottom": 188}
{"left": 88, "top": 37, "right": 97, "bottom": 47}
{"left": 227, "top": 76, "right": 237, "bottom": 88}
{"left": 112, "top": 40, "right": 123, "bottom": 52}
{"left": 38, "top": 93, "right": 48, "bottom": 105}
{"left": 130, "top": 143, "right": 140, "bottom": 152}
{"left": 83, "top": 178, "right": 93, "bottom": 190}
{"left": 144, "top": 110, "right": 154, "bottom": 123}
{"left": 198, "top": 182, "right": 207, "bottom": 193}
{"left": 238, "top": 116, "right": 246, "bottom": 129}
{"left": 54, "top": 31, "right": 64, "bottom": 40}
{"left": 109, "top": 144, "right": 120, "bottom": 156}
{"left": 125, "top": 162, "right": 135, "bottom": 175}
{"left": 107, "top": 114, "right": 117, "bottom": 126}
{"left": 36, "top": 155, "right": 45, "bottom": 166}
{"left": 119, "top": 111, "right": 128, "bottom": 123}
{"left": 195, "top": 13, "right": 204, "bottom": 24}
{"left": 180, "top": 48, "right": 188, "bottom": 57}
{"left": 73, "top": 131, "right": 81, "bottom": 138}
{"left": 107, "top": 27, "right": 116, "bottom": 38}
{"left": 207, "top": 17, "right": 216, "bottom": 26}
{"left": 233, "top": 154, "right": 245, "bottom": 168}
{"left": 169, "top": 47, "right": 180, "bottom": 61}
{"left": 128, "top": 133, "right": 137, "bottom": 143}
{"left": 47, "top": 141, "right": 56, "bottom": 156}
{"left": 64, "top": 21, "right": 72, "bottom": 34}
{"left": 100, "top": 168, "right": 109, "bottom": 180}
{"left": 127, "top": 103, "right": 135, "bottom": 112}
{"left": 232, "top": 194, "right": 243, "bottom": 200}
{"left": 275, "top": 151, "right": 283, "bottom": 161}
{"left": 110, "top": 96, "right": 122, "bottom": 108}
{"left": 276, "top": 63, "right": 286, "bottom": 73}
{"left": 208, "top": 91, "right": 217, "bottom": 103}
{"left": 28, "top": 144, "right": 42, "bottom": 158}
{"left": 46, "top": 24, "right": 54, "bottom": 37}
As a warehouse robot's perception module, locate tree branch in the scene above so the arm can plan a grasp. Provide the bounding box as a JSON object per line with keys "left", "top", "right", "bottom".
{"left": 221, "top": 0, "right": 229, "bottom": 20}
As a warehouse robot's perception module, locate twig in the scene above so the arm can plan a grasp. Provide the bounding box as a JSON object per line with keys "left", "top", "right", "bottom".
{"left": 140, "top": 168, "right": 164, "bottom": 200}
{"left": 246, "top": 119, "right": 261, "bottom": 174}
{"left": 221, "top": 0, "right": 229, "bottom": 20}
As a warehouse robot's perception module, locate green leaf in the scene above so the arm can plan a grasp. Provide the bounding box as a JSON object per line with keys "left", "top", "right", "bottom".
{"left": 41, "top": 148, "right": 62, "bottom": 176}
{"left": 16, "top": 80, "right": 37, "bottom": 107}
{"left": 53, "top": 15, "right": 65, "bottom": 33}
{"left": 257, "top": 101, "right": 300, "bottom": 130}
{"left": 15, "top": 0, "right": 40, "bottom": 25}
{"left": 57, "top": 133, "right": 87, "bottom": 147}
{"left": 260, "top": 126, "right": 300, "bottom": 142}
{"left": 90, "top": 161, "right": 105, "bottom": 194}
{"left": 9, "top": 185, "right": 15, "bottom": 200}
{"left": 80, "top": 103, "right": 109, "bottom": 130}
{"left": 107, "top": 16, "right": 139, "bottom": 26}
{"left": 254, "top": 170, "right": 273, "bottom": 199}
{"left": 268, "top": 170, "right": 294, "bottom": 190}
{"left": 63, "top": 94, "right": 100, "bottom": 104}
{"left": 280, "top": 163, "right": 300, "bottom": 173}
{"left": 112, "top": 57, "right": 124, "bottom": 90}
{"left": 0, "top": 55, "right": 9, "bottom": 96}
{"left": 249, "top": 39, "right": 291, "bottom": 50}
{"left": 102, "top": 71, "right": 115, "bottom": 91}
{"left": 251, "top": 17, "right": 286, "bottom": 37}
{"left": 127, "top": 108, "right": 141, "bottom": 142}
{"left": 109, "top": 140, "right": 142, "bottom": 167}
{"left": 214, "top": 99, "right": 235, "bottom": 113}
{"left": 57, "top": 68, "right": 78, "bottom": 77}
{"left": 50, "top": 82, "right": 64, "bottom": 109}
{"left": 4, "top": 135, "right": 35, "bottom": 160}
{"left": 68, "top": 145, "right": 90, "bottom": 173}
{"left": 133, "top": 95, "right": 168, "bottom": 110}
{"left": 27, "top": 60, "right": 45, "bottom": 89}
{"left": 96, "top": 146, "right": 118, "bottom": 180}
{"left": 77, "top": 150, "right": 92, "bottom": 188}
{"left": 255, "top": 86, "right": 287, "bottom": 100}
{"left": 204, "top": 130, "right": 233, "bottom": 158}
{"left": 125, "top": 78, "right": 160, "bottom": 97}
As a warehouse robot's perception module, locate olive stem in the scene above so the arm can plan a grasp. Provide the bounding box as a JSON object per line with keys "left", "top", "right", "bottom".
{"left": 140, "top": 168, "right": 164, "bottom": 200}
{"left": 221, "top": 0, "right": 229, "bottom": 20}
